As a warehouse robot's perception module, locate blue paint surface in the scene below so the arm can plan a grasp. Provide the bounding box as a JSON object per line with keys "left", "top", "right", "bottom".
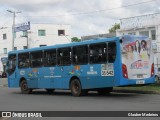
{"left": 7, "top": 35, "right": 155, "bottom": 90}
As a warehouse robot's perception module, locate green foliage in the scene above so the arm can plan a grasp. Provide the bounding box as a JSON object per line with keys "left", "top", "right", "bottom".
{"left": 109, "top": 23, "right": 120, "bottom": 33}
{"left": 115, "top": 84, "right": 160, "bottom": 93}
{"left": 71, "top": 37, "right": 81, "bottom": 42}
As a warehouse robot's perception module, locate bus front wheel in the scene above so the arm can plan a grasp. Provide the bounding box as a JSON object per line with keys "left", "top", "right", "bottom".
{"left": 20, "top": 80, "right": 32, "bottom": 94}
{"left": 70, "top": 79, "right": 86, "bottom": 97}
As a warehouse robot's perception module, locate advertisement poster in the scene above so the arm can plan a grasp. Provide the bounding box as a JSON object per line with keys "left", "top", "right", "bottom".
{"left": 121, "top": 35, "right": 153, "bottom": 79}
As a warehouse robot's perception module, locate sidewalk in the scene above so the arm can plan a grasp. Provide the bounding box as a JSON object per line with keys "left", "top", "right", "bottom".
{"left": 113, "top": 84, "right": 160, "bottom": 94}
{"left": 113, "top": 89, "right": 160, "bottom": 94}
{"left": 0, "top": 78, "right": 8, "bottom": 87}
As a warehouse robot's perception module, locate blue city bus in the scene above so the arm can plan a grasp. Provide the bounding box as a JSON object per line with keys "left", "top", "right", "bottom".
{"left": 7, "top": 35, "right": 155, "bottom": 96}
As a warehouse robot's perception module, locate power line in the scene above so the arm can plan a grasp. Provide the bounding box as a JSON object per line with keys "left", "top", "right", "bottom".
{"left": 19, "top": 0, "right": 157, "bottom": 18}
{"left": 0, "top": 0, "right": 157, "bottom": 37}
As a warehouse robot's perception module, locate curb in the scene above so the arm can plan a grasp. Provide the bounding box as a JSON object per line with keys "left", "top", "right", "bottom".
{"left": 113, "top": 89, "right": 160, "bottom": 94}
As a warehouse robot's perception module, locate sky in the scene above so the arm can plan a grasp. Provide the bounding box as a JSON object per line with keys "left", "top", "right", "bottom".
{"left": 0, "top": 0, "right": 160, "bottom": 38}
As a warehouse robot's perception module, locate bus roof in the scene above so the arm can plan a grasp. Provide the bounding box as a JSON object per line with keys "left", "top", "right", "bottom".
{"left": 8, "top": 36, "right": 119, "bottom": 54}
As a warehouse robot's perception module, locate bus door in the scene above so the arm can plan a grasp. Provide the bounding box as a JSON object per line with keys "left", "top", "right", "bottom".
{"left": 27, "top": 68, "right": 39, "bottom": 88}
{"left": 88, "top": 42, "right": 117, "bottom": 88}
{"left": 57, "top": 47, "right": 72, "bottom": 88}
{"left": 42, "top": 49, "right": 57, "bottom": 88}
{"left": 27, "top": 51, "right": 43, "bottom": 88}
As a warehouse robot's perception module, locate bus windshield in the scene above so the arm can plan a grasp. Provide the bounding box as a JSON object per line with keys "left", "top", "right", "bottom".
{"left": 7, "top": 54, "right": 16, "bottom": 75}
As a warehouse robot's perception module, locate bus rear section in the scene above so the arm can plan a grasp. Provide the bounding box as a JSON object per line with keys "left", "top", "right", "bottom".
{"left": 119, "top": 35, "right": 155, "bottom": 86}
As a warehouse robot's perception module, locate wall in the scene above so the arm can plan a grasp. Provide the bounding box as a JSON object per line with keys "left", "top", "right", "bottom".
{"left": 0, "top": 24, "right": 71, "bottom": 72}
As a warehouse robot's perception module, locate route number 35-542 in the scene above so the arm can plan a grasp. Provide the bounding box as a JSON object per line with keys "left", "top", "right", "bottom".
{"left": 101, "top": 70, "right": 114, "bottom": 76}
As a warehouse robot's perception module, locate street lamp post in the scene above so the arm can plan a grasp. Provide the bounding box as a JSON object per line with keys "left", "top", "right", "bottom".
{"left": 22, "top": 31, "right": 30, "bottom": 49}
{"left": 7, "top": 10, "right": 21, "bottom": 51}
{"left": 27, "top": 31, "right": 31, "bottom": 49}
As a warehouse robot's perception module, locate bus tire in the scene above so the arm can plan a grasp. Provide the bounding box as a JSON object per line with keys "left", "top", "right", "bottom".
{"left": 97, "top": 87, "right": 113, "bottom": 95}
{"left": 46, "top": 89, "right": 55, "bottom": 94}
{"left": 20, "top": 80, "right": 32, "bottom": 94}
{"left": 70, "top": 79, "right": 86, "bottom": 97}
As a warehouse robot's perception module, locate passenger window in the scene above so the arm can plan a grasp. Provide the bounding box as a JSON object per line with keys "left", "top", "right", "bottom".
{"left": 89, "top": 43, "right": 107, "bottom": 64}
{"left": 30, "top": 51, "right": 42, "bottom": 67}
{"left": 73, "top": 45, "right": 88, "bottom": 64}
{"left": 57, "top": 47, "right": 71, "bottom": 65}
{"left": 44, "top": 49, "right": 56, "bottom": 66}
{"left": 18, "top": 53, "right": 30, "bottom": 68}
{"left": 108, "top": 42, "right": 116, "bottom": 63}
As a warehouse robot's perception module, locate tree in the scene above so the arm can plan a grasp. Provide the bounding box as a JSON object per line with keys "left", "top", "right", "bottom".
{"left": 109, "top": 23, "right": 120, "bottom": 33}
{"left": 71, "top": 37, "right": 81, "bottom": 42}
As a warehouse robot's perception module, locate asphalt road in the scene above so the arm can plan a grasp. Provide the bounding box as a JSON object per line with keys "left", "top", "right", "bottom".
{"left": 0, "top": 86, "right": 160, "bottom": 120}
{"left": 0, "top": 87, "right": 160, "bottom": 111}
{"left": 0, "top": 78, "right": 7, "bottom": 87}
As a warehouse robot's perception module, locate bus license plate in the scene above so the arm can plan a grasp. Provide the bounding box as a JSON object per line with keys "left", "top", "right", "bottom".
{"left": 136, "top": 80, "right": 145, "bottom": 84}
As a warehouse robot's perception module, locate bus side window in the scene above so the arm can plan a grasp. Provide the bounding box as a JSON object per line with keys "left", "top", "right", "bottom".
{"left": 18, "top": 53, "right": 30, "bottom": 68}
{"left": 30, "top": 51, "right": 42, "bottom": 68}
{"left": 108, "top": 42, "right": 116, "bottom": 63}
{"left": 89, "top": 48, "right": 95, "bottom": 63}
{"left": 89, "top": 43, "right": 107, "bottom": 64}
{"left": 43, "top": 49, "right": 56, "bottom": 66}
{"left": 73, "top": 45, "right": 88, "bottom": 65}
{"left": 58, "top": 47, "right": 71, "bottom": 66}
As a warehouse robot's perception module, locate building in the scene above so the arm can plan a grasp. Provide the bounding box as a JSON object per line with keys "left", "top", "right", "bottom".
{"left": 81, "top": 33, "right": 116, "bottom": 41}
{"left": 0, "top": 23, "right": 71, "bottom": 72}
{"left": 116, "top": 13, "right": 160, "bottom": 75}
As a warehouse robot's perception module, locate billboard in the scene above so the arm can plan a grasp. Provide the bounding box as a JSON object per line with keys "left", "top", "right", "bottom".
{"left": 14, "top": 21, "right": 30, "bottom": 32}
{"left": 121, "top": 35, "right": 153, "bottom": 79}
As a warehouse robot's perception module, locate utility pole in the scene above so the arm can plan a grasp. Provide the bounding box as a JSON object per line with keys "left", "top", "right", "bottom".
{"left": 7, "top": 10, "right": 21, "bottom": 51}
{"left": 27, "top": 31, "right": 29, "bottom": 49}
{"left": 27, "top": 31, "right": 31, "bottom": 49}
